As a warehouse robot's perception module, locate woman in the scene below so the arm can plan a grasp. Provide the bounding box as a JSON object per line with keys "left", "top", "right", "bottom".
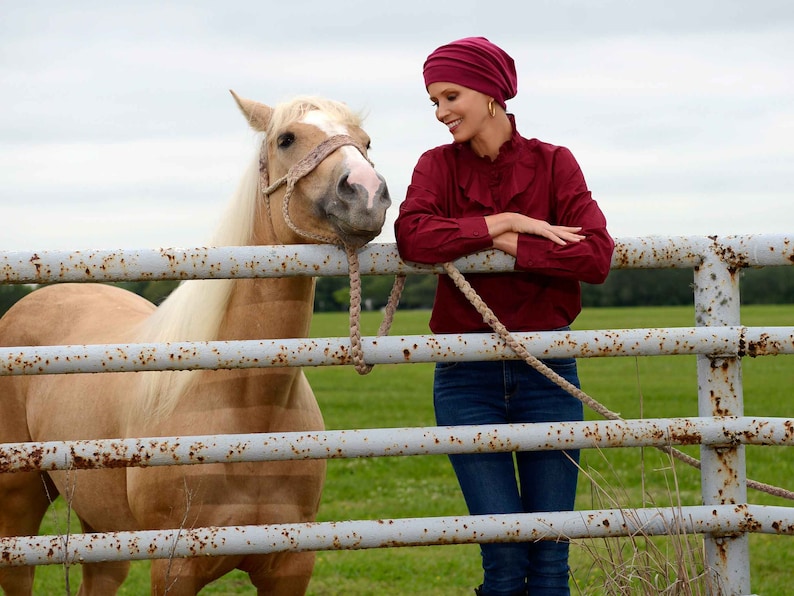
{"left": 394, "top": 37, "right": 614, "bottom": 595}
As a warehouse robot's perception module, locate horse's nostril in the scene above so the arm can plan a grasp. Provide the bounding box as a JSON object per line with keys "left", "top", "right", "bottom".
{"left": 336, "top": 173, "right": 390, "bottom": 209}
{"left": 336, "top": 173, "right": 353, "bottom": 198}
{"left": 336, "top": 172, "right": 369, "bottom": 204}
{"left": 379, "top": 184, "right": 392, "bottom": 206}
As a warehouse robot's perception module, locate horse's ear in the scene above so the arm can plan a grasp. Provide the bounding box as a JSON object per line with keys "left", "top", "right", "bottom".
{"left": 230, "top": 90, "right": 272, "bottom": 132}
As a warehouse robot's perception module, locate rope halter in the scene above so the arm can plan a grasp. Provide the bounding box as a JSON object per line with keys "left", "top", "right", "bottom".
{"left": 259, "top": 134, "right": 372, "bottom": 246}
{"left": 259, "top": 132, "right": 405, "bottom": 375}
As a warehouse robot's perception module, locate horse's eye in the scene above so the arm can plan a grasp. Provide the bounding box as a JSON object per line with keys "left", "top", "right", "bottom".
{"left": 366, "top": 140, "right": 372, "bottom": 150}
{"left": 277, "top": 133, "right": 295, "bottom": 149}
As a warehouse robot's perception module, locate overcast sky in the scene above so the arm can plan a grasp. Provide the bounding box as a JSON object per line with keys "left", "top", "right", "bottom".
{"left": 1, "top": 1, "right": 792, "bottom": 251}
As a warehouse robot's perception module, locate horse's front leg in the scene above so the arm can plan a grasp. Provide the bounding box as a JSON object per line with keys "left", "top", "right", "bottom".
{"left": 149, "top": 555, "right": 243, "bottom": 595}
{"left": 0, "top": 472, "right": 54, "bottom": 596}
{"left": 76, "top": 561, "right": 130, "bottom": 596}
{"left": 247, "top": 551, "right": 316, "bottom": 596}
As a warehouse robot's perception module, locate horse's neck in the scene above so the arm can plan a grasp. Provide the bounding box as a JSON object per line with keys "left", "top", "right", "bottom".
{"left": 216, "top": 276, "right": 315, "bottom": 341}
{"left": 219, "top": 186, "right": 317, "bottom": 340}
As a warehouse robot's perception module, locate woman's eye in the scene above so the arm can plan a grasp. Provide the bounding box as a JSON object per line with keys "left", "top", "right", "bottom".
{"left": 277, "top": 133, "right": 295, "bottom": 148}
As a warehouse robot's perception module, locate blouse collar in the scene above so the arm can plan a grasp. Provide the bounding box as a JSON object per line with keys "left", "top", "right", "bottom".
{"left": 455, "top": 115, "right": 536, "bottom": 209}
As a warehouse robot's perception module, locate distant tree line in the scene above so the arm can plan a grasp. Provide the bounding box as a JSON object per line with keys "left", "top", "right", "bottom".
{"left": 315, "top": 266, "right": 794, "bottom": 311}
{"left": 0, "top": 281, "right": 180, "bottom": 318}
{"left": 1, "top": 267, "right": 791, "bottom": 318}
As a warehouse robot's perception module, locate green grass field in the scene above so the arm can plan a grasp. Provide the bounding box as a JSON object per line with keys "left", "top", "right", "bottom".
{"left": 29, "top": 305, "right": 794, "bottom": 594}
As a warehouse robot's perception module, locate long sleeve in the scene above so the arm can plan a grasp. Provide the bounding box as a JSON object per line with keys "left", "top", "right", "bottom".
{"left": 513, "top": 147, "right": 613, "bottom": 284}
{"left": 395, "top": 149, "right": 493, "bottom": 264}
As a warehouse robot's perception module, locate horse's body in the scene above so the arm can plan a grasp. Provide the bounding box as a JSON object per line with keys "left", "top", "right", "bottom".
{"left": 0, "top": 93, "right": 390, "bottom": 595}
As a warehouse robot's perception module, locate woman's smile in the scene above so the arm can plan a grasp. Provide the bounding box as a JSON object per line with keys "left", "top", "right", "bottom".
{"left": 446, "top": 117, "right": 463, "bottom": 132}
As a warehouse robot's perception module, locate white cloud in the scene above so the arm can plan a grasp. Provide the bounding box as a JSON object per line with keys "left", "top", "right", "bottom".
{"left": 1, "top": 2, "right": 792, "bottom": 252}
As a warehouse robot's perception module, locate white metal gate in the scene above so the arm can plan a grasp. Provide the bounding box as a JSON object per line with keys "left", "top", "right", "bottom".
{"left": 1, "top": 234, "right": 793, "bottom": 595}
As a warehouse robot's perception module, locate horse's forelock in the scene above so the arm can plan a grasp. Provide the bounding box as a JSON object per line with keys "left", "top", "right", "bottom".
{"left": 266, "top": 96, "right": 363, "bottom": 143}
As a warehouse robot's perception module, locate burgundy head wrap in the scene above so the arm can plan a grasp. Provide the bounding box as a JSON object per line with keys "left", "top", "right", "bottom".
{"left": 423, "top": 37, "right": 517, "bottom": 109}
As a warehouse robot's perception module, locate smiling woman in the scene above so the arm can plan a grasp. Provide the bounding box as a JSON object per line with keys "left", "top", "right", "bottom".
{"left": 395, "top": 36, "right": 614, "bottom": 596}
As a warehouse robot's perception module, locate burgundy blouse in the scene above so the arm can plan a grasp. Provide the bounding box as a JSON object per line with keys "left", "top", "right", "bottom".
{"left": 394, "top": 118, "right": 614, "bottom": 334}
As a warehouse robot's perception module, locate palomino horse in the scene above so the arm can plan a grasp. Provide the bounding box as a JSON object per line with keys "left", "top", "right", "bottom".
{"left": 0, "top": 92, "right": 391, "bottom": 595}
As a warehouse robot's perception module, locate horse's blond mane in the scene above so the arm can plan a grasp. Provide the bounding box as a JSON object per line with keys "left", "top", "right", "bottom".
{"left": 137, "top": 95, "right": 361, "bottom": 420}
{"left": 134, "top": 154, "right": 259, "bottom": 420}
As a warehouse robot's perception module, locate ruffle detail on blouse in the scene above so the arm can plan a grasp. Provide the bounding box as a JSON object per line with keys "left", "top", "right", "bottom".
{"left": 454, "top": 125, "right": 536, "bottom": 211}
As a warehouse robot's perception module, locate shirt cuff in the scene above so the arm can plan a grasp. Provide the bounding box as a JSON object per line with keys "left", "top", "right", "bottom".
{"left": 459, "top": 216, "right": 490, "bottom": 241}
{"left": 516, "top": 234, "right": 549, "bottom": 269}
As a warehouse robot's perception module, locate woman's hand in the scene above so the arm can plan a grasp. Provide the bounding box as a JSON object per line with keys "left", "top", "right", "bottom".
{"left": 485, "top": 212, "right": 585, "bottom": 248}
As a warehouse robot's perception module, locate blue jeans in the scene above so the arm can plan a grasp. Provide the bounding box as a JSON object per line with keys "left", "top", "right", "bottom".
{"left": 434, "top": 358, "right": 583, "bottom": 596}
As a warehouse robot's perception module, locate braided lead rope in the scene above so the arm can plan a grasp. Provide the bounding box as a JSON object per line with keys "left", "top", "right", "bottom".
{"left": 346, "top": 246, "right": 407, "bottom": 375}
{"left": 346, "top": 247, "right": 368, "bottom": 374}
{"left": 441, "top": 261, "right": 794, "bottom": 500}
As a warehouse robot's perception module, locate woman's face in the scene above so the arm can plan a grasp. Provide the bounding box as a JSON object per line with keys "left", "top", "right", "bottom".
{"left": 427, "top": 81, "right": 491, "bottom": 143}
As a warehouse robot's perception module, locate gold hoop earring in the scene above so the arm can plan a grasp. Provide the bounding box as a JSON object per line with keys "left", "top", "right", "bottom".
{"left": 488, "top": 99, "right": 496, "bottom": 118}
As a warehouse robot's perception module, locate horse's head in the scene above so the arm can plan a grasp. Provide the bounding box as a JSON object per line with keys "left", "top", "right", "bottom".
{"left": 231, "top": 91, "right": 391, "bottom": 249}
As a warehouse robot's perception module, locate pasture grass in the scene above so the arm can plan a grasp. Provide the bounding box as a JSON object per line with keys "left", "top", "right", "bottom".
{"left": 31, "top": 305, "right": 793, "bottom": 594}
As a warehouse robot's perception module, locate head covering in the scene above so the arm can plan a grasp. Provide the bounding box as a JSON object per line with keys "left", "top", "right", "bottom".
{"left": 423, "top": 37, "right": 517, "bottom": 109}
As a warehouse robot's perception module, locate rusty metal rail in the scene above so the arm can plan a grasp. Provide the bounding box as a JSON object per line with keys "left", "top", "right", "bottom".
{"left": 1, "top": 505, "right": 792, "bottom": 568}
{"left": 1, "top": 234, "right": 793, "bottom": 595}
{"left": 0, "top": 417, "right": 793, "bottom": 474}
{"left": 1, "top": 234, "right": 792, "bottom": 284}
{"left": 2, "top": 327, "right": 794, "bottom": 376}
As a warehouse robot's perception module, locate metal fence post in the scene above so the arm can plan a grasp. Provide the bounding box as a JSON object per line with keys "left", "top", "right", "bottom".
{"left": 694, "top": 240, "right": 750, "bottom": 595}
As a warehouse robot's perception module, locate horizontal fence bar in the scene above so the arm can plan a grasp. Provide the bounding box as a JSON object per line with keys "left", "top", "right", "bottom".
{"left": 1, "top": 235, "right": 792, "bottom": 283}
{"left": 2, "top": 327, "right": 793, "bottom": 377}
{"left": 1, "top": 504, "right": 792, "bottom": 567}
{"left": 2, "top": 417, "right": 793, "bottom": 473}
